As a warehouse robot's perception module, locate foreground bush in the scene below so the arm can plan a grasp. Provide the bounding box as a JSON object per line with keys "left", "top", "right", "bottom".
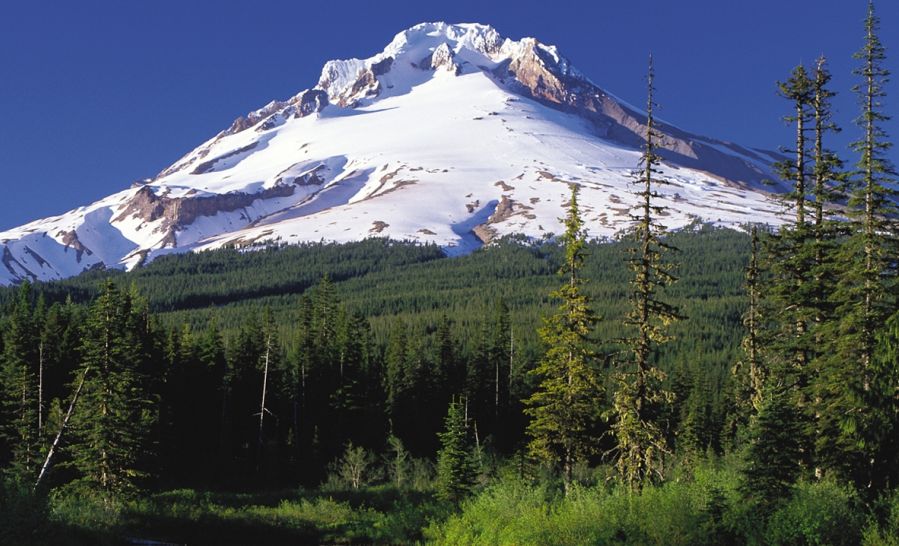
{"left": 426, "top": 464, "right": 744, "bottom": 546}
{"left": 764, "top": 480, "right": 863, "bottom": 546}
{"left": 864, "top": 490, "right": 899, "bottom": 546}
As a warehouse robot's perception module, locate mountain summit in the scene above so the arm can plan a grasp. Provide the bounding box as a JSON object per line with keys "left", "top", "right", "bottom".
{"left": 0, "top": 22, "right": 785, "bottom": 285}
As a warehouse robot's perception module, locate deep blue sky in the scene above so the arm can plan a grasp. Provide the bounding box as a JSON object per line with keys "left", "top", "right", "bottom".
{"left": 1, "top": 0, "right": 897, "bottom": 231}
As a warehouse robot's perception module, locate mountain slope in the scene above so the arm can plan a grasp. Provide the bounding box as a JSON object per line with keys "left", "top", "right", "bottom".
{"left": 0, "top": 22, "right": 785, "bottom": 285}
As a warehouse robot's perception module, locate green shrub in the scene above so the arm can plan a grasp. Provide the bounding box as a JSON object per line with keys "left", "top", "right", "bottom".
{"left": 863, "top": 490, "right": 899, "bottom": 546}
{"left": 765, "top": 481, "right": 863, "bottom": 546}
{"left": 0, "top": 478, "right": 50, "bottom": 546}
{"left": 427, "top": 463, "right": 746, "bottom": 546}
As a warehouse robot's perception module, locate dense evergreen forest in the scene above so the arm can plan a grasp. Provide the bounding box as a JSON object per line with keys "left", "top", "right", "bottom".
{"left": 2, "top": 3, "right": 899, "bottom": 545}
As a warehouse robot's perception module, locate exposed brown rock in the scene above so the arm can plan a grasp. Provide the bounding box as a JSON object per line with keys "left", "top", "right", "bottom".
{"left": 473, "top": 225, "right": 497, "bottom": 244}
{"left": 60, "top": 230, "right": 92, "bottom": 262}
{"left": 420, "top": 43, "right": 461, "bottom": 75}
{"left": 113, "top": 182, "right": 298, "bottom": 247}
{"left": 370, "top": 221, "right": 389, "bottom": 233}
{"left": 487, "top": 196, "right": 516, "bottom": 224}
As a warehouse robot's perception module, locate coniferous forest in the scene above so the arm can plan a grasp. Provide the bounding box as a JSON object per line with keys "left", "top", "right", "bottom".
{"left": 2, "top": 4, "right": 899, "bottom": 545}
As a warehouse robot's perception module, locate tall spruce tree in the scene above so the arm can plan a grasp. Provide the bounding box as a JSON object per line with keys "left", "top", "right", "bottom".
{"left": 761, "top": 63, "right": 822, "bottom": 475}
{"left": 66, "top": 281, "right": 155, "bottom": 495}
{"left": 821, "top": 0, "right": 897, "bottom": 491}
{"left": 524, "top": 184, "right": 602, "bottom": 494}
{"left": 611, "top": 55, "right": 680, "bottom": 490}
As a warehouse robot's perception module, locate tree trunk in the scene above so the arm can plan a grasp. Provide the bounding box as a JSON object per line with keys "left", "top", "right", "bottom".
{"left": 34, "top": 366, "right": 90, "bottom": 490}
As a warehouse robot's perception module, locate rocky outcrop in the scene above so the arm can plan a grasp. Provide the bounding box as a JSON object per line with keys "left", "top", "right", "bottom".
{"left": 473, "top": 196, "right": 526, "bottom": 243}
{"left": 2, "top": 246, "right": 32, "bottom": 280}
{"left": 223, "top": 100, "right": 286, "bottom": 137}
{"left": 294, "top": 89, "right": 329, "bottom": 117}
{"left": 319, "top": 57, "right": 394, "bottom": 107}
{"left": 60, "top": 230, "right": 92, "bottom": 262}
{"left": 113, "top": 182, "right": 302, "bottom": 247}
{"left": 422, "top": 43, "right": 461, "bottom": 74}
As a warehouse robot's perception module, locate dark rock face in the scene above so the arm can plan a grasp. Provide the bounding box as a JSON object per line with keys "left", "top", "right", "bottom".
{"left": 421, "top": 43, "right": 461, "bottom": 75}
{"left": 371, "top": 56, "right": 394, "bottom": 76}
{"left": 60, "top": 230, "right": 92, "bottom": 262}
{"left": 295, "top": 89, "right": 329, "bottom": 117}
{"left": 113, "top": 183, "right": 300, "bottom": 247}
{"left": 2, "top": 246, "right": 32, "bottom": 280}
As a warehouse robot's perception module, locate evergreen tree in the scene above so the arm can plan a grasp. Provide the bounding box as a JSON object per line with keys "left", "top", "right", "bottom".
{"left": 612, "top": 55, "right": 680, "bottom": 490}
{"left": 730, "top": 226, "right": 765, "bottom": 438}
{"left": 524, "top": 184, "right": 602, "bottom": 493}
{"left": 0, "top": 283, "right": 39, "bottom": 481}
{"left": 867, "top": 311, "right": 899, "bottom": 491}
{"left": 765, "top": 64, "right": 815, "bottom": 389}
{"left": 435, "top": 398, "right": 477, "bottom": 503}
{"left": 66, "top": 281, "right": 155, "bottom": 495}
{"left": 741, "top": 384, "right": 802, "bottom": 515}
{"left": 819, "top": 0, "right": 897, "bottom": 490}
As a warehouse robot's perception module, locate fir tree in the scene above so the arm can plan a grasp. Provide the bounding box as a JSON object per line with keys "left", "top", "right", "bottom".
{"left": 0, "top": 283, "right": 39, "bottom": 481}
{"left": 819, "top": 0, "right": 897, "bottom": 490}
{"left": 524, "top": 184, "right": 602, "bottom": 494}
{"left": 612, "top": 55, "right": 680, "bottom": 490}
{"left": 435, "top": 398, "right": 477, "bottom": 503}
{"left": 741, "top": 384, "right": 802, "bottom": 515}
{"left": 66, "top": 281, "right": 155, "bottom": 495}
{"left": 731, "top": 226, "right": 765, "bottom": 436}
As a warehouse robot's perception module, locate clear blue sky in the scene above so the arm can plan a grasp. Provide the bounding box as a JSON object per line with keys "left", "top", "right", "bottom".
{"left": 1, "top": 0, "right": 896, "bottom": 231}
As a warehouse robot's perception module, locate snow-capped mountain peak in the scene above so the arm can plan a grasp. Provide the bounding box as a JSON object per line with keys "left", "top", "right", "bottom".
{"left": 0, "top": 22, "right": 786, "bottom": 285}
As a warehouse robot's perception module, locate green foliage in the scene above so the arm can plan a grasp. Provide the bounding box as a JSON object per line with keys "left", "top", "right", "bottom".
{"left": 330, "top": 442, "right": 378, "bottom": 490}
{"left": 0, "top": 282, "right": 40, "bottom": 481}
{"left": 613, "top": 56, "right": 680, "bottom": 490}
{"left": 764, "top": 480, "right": 864, "bottom": 546}
{"left": 435, "top": 399, "right": 477, "bottom": 503}
{"left": 741, "top": 386, "right": 802, "bottom": 513}
{"left": 863, "top": 490, "right": 899, "bottom": 546}
{"left": 525, "top": 185, "right": 603, "bottom": 491}
{"left": 0, "top": 476, "right": 51, "bottom": 546}
{"left": 65, "top": 281, "right": 156, "bottom": 496}
{"left": 428, "top": 462, "right": 744, "bottom": 546}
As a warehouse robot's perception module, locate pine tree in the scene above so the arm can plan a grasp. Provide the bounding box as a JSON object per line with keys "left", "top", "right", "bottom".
{"left": 765, "top": 64, "right": 815, "bottom": 386}
{"left": 741, "top": 384, "right": 802, "bottom": 515}
{"left": 66, "top": 281, "right": 155, "bottom": 495}
{"left": 612, "top": 55, "right": 680, "bottom": 490}
{"left": 435, "top": 398, "right": 477, "bottom": 503}
{"left": 868, "top": 312, "right": 899, "bottom": 491}
{"left": 731, "top": 226, "right": 765, "bottom": 437}
{"left": 524, "top": 184, "right": 602, "bottom": 494}
{"left": 0, "top": 283, "right": 39, "bottom": 481}
{"left": 819, "top": 0, "right": 897, "bottom": 490}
